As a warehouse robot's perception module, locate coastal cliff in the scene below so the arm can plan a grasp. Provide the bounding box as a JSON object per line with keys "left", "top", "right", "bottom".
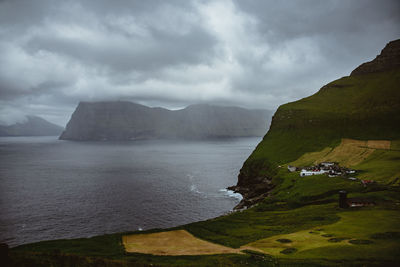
{"left": 231, "top": 39, "right": 400, "bottom": 208}
{"left": 60, "top": 102, "right": 271, "bottom": 141}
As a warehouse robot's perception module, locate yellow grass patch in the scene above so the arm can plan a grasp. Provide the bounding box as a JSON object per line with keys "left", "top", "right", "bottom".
{"left": 291, "top": 147, "right": 333, "bottom": 167}
{"left": 366, "top": 140, "right": 391, "bottom": 150}
{"left": 290, "top": 139, "right": 392, "bottom": 168}
{"left": 318, "top": 139, "right": 376, "bottom": 167}
{"left": 122, "top": 230, "right": 240, "bottom": 255}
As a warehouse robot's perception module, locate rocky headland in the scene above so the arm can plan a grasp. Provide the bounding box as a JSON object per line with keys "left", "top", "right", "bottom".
{"left": 60, "top": 102, "right": 272, "bottom": 141}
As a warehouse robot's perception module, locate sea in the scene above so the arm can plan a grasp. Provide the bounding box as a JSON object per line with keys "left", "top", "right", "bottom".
{"left": 0, "top": 136, "right": 260, "bottom": 247}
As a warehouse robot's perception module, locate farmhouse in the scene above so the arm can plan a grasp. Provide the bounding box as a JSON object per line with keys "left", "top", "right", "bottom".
{"left": 320, "top": 162, "right": 335, "bottom": 167}
{"left": 287, "top": 165, "right": 297, "bottom": 172}
{"left": 300, "top": 169, "right": 327, "bottom": 177}
{"left": 347, "top": 198, "right": 376, "bottom": 207}
{"left": 295, "top": 162, "right": 356, "bottom": 178}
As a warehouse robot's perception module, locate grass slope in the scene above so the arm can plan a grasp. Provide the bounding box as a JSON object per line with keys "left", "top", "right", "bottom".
{"left": 241, "top": 70, "right": 400, "bottom": 181}
{"left": 247, "top": 209, "right": 400, "bottom": 260}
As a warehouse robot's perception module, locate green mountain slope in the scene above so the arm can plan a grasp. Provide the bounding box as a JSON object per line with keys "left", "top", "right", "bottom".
{"left": 233, "top": 39, "right": 400, "bottom": 205}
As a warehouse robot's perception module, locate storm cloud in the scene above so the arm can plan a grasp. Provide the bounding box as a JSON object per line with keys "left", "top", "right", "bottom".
{"left": 0, "top": 0, "right": 399, "bottom": 125}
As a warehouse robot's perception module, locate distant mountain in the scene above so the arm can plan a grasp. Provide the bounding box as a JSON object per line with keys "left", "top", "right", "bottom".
{"left": 0, "top": 116, "right": 64, "bottom": 137}
{"left": 59, "top": 102, "right": 272, "bottom": 141}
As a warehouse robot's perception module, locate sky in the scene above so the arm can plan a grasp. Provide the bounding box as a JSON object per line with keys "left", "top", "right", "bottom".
{"left": 0, "top": 0, "right": 399, "bottom": 126}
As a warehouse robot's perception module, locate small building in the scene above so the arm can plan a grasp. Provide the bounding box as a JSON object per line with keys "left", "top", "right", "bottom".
{"left": 347, "top": 198, "right": 376, "bottom": 207}
{"left": 320, "top": 162, "right": 335, "bottom": 167}
{"left": 300, "top": 169, "right": 326, "bottom": 177}
{"left": 338, "top": 190, "right": 376, "bottom": 208}
{"left": 287, "top": 165, "right": 297, "bottom": 172}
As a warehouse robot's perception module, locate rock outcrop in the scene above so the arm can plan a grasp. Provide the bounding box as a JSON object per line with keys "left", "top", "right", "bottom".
{"left": 351, "top": 39, "right": 400, "bottom": 75}
{"left": 59, "top": 102, "right": 271, "bottom": 141}
{"left": 0, "top": 116, "right": 64, "bottom": 136}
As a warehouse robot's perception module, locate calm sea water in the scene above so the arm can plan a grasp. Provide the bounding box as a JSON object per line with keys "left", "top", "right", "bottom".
{"left": 0, "top": 136, "right": 260, "bottom": 247}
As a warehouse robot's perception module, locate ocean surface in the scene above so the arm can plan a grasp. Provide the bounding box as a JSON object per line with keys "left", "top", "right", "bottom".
{"left": 0, "top": 136, "right": 260, "bottom": 247}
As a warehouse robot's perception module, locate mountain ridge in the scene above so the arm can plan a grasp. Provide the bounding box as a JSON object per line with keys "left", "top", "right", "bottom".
{"left": 351, "top": 39, "right": 400, "bottom": 75}
{"left": 60, "top": 102, "right": 272, "bottom": 141}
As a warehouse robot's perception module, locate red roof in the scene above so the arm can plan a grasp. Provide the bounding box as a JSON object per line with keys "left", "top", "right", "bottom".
{"left": 362, "top": 180, "right": 374, "bottom": 183}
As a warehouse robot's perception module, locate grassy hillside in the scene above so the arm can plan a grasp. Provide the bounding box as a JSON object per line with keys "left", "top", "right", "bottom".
{"left": 238, "top": 69, "right": 400, "bottom": 190}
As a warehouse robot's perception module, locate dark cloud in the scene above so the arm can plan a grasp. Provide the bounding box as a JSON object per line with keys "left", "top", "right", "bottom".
{"left": 25, "top": 25, "right": 217, "bottom": 72}
{"left": 0, "top": 0, "right": 399, "bottom": 126}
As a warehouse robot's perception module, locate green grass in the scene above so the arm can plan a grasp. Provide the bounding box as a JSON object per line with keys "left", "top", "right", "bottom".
{"left": 268, "top": 167, "right": 363, "bottom": 204}
{"left": 183, "top": 203, "right": 340, "bottom": 248}
{"left": 354, "top": 149, "right": 400, "bottom": 185}
{"left": 293, "top": 209, "right": 400, "bottom": 261}
{"left": 13, "top": 232, "right": 125, "bottom": 258}
{"left": 243, "top": 209, "right": 400, "bottom": 261}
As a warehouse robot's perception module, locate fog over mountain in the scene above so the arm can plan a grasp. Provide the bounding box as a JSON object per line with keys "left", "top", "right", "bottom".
{"left": 0, "top": 0, "right": 399, "bottom": 125}
{"left": 0, "top": 116, "right": 63, "bottom": 136}
{"left": 60, "top": 101, "right": 271, "bottom": 140}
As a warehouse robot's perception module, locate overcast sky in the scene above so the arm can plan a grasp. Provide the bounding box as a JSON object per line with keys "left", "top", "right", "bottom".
{"left": 0, "top": 0, "right": 399, "bottom": 126}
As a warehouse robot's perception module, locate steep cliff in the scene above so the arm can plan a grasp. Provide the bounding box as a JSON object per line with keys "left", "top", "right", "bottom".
{"left": 59, "top": 102, "right": 271, "bottom": 141}
{"left": 232, "top": 39, "right": 400, "bottom": 208}
{"left": 0, "top": 116, "right": 63, "bottom": 136}
{"left": 351, "top": 39, "right": 400, "bottom": 75}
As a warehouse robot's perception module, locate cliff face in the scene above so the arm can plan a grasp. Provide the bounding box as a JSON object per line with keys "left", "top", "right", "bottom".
{"left": 232, "top": 39, "right": 400, "bottom": 209}
{"left": 0, "top": 116, "right": 63, "bottom": 136}
{"left": 59, "top": 102, "right": 271, "bottom": 141}
{"left": 351, "top": 39, "right": 400, "bottom": 75}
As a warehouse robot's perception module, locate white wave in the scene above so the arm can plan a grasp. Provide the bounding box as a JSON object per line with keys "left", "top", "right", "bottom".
{"left": 190, "top": 184, "right": 202, "bottom": 194}
{"left": 188, "top": 174, "right": 203, "bottom": 194}
{"left": 219, "top": 189, "right": 243, "bottom": 200}
{"left": 138, "top": 226, "right": 143, "bottom": 231}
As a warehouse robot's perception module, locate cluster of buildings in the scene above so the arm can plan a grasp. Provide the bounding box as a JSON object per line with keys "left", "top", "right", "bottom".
{"left": 288, "top": 163, "right": 378, "bottom": 208}
{"left": 287, "top": 162, "right": 375, "bottom": 186}
{"left": 288, "top": 162, "right": 356, "bottom": 178}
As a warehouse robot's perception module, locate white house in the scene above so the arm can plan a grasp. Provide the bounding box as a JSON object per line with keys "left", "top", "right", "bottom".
{"left": 320, "top": 162, "right": 335, "bottom": 167}
{"left": 300, "top": 169, "right": 327, "bottom": 177}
